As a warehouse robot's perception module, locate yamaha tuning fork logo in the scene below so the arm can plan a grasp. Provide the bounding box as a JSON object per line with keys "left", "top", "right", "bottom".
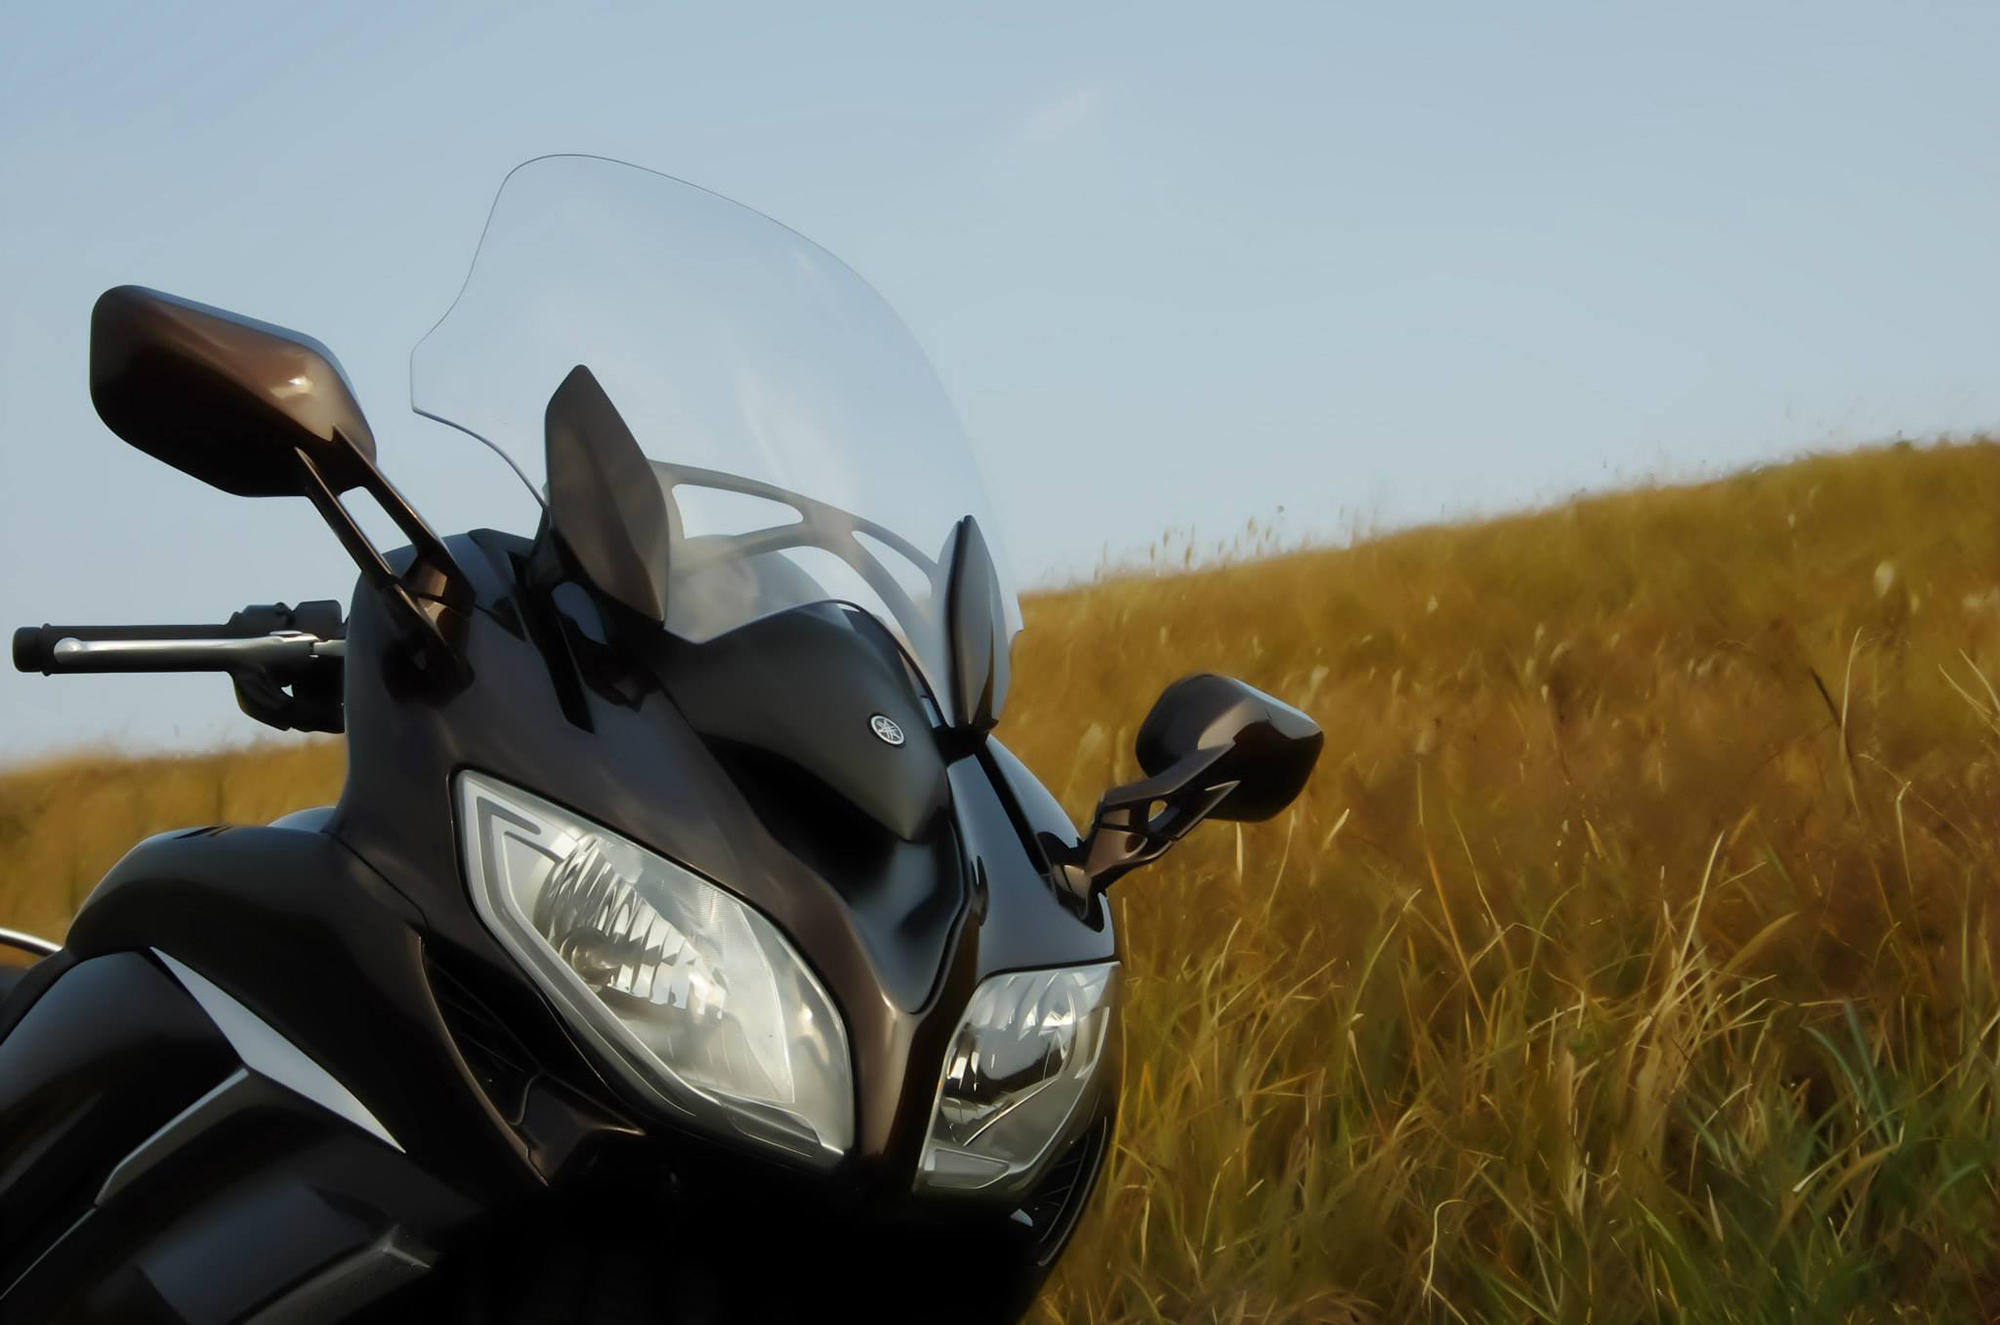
{"left": 869, "top": 714, "right": 905, "bottom": 746}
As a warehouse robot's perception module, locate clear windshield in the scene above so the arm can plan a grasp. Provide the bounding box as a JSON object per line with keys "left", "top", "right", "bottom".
{"left": 412, "top": 155, "right": 1018, "bottom": 709}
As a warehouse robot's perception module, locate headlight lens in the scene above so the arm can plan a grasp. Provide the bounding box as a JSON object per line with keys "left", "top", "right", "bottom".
{"left": 456, "top": 771, "right": 853, "bottom": 1166}
{"left": 917, "top": 963, "right": 1118, "bottom": 1192}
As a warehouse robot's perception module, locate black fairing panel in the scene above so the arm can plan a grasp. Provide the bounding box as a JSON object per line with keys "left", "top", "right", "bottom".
{"left": 56, "top": 824, "right": 567, "bottom": 1204}
{"left": 0, "top": 949, "right": 476, "bottom": 1324}
{"left": 986, "top": 736, "right": 1084, "bottom": 859}
{"left": 656, "top": 602, "right": 947, "bottom": 843}
{"left": 8, "top": 1128, "right": 455, "bottom": 1325}
{"left": 946, "top": 757, "right": 1110, "bottom": 974}
{"left": 0, "top": 953, "right": 234, "bottom": 1284}
{"left": 62, "top": 1170, "right": 380, "bottom": 1324}
{"left": 0, "top": 960, "right": 33, "bottom": 1005}
{"left": 0, "top": 948, "right": 76, "bottom": 1041}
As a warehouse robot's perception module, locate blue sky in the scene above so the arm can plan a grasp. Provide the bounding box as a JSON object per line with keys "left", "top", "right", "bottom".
{"left": 4, "top": 2, "right": 1998, "bottom": 754}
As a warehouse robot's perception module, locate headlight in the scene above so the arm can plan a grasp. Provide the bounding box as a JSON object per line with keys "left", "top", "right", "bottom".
{"left": 456, "top": 771, "right": 853, "bottom": 1167}
{"left": 916, "top": 963, "right": 1118, "bottom": 1193}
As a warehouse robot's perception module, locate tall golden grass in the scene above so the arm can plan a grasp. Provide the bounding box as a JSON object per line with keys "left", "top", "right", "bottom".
{"left": 6, "top": 439, "right": 2000, "bottom": 1321}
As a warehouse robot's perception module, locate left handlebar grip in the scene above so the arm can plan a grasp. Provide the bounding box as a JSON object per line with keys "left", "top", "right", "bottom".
{"left": 13, "top": 625, "right": 55, "bottom": 674}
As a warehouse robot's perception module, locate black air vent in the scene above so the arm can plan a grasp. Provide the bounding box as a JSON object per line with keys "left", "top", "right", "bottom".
{"left": 427, "top": 956, "right": 541, "bottom": 1126}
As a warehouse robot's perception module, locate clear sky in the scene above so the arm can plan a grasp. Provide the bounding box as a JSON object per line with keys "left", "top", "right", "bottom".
{"left": 3, "top": 2, "right": 1997, "bottom": 755}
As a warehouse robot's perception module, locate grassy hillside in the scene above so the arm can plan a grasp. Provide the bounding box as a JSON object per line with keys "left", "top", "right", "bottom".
{"left": 7, "top": 440, "right": 2000, "bottom": 1322}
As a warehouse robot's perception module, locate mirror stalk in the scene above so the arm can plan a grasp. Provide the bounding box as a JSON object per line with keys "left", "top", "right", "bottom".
{"left": 291, "top": 443, "right": 470, "bottom": 680}
{"left": 1068, "top": 745, "right": 1240, "bottom": 893}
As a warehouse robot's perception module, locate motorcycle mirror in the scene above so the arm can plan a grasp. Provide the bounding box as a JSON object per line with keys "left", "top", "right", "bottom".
{"left": 90, "top": 285, "right": 471, "bottom": 675}
{"left": 1069, "top": 673, "right": 1322, "bottom": 893}
{"left": 90, "top": 285, "right": 378, "bottom": 497}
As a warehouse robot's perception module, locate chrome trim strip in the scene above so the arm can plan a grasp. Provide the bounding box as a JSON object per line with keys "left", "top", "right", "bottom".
{"left": 153, "top": 950, "right": 402, "bottom": 1152}
{"left": 0, "top": 926, "right": 59, "bottom": 958}
{"left": 243, "top": 1227, "right": 434, "bottom": 1325}
{"left": 48, "top": 632, "right": 342, "bottom": 671}
{"left": 95, "top": 1067, "right": 258, "bottom": 1206}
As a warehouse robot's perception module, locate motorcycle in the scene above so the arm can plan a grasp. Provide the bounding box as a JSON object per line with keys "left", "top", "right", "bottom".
{"left": 0, "top": 155, "right": 1321, "bottom": 1324}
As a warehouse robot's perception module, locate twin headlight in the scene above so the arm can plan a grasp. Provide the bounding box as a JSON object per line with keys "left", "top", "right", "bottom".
{"left": 456, "top": 771, "right": 1116, "bottom": 1185}
{"left": 458, "top": 772, "right": 853, "bottom": 1164}
{"left": 917, "top": 963, "right": 1117, "bottom": 1192}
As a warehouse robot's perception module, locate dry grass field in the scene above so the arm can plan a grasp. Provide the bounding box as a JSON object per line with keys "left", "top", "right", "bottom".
{"left": 6, "top": 440, "right": 2000, "bottom": 1322}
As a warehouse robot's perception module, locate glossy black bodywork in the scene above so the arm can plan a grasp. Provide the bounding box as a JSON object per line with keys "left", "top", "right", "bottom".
{"left": 0, "top": 527, "right": 1116, "bottom": 1323}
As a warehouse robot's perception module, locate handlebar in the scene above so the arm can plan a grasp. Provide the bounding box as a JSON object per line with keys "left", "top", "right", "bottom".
{"left": 11, "top": 602, "right": 348, "bottom": 735}
{"left": 15, "top": 631, "right": 345, "bottom": 675}
{"left": 12, "top": 601, "right": 345, "bottom": 676}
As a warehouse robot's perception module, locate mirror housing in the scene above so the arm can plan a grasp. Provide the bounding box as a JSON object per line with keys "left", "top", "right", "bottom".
{"left": 89, "top": 285, "right": 469, "bottom": 674}
{"left": 1133, "top": 674, "right": 1323, "bottom": 821}
{"left": 1065, "top": 674, "right": 1323, "bottom": 894}
{"left": 91, "top": 285, "right": 378, "bottom": 496}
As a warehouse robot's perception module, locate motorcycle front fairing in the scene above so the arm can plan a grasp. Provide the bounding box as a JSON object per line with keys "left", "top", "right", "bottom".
{"left": 0, "top": 158, "right": 1118, "bottom": 1323}
{"left": 3, "top": 551, "right": 1114, "bottom": 1321}
{"left": 389, "top": 156, "right": 1121, "bottom": 1212}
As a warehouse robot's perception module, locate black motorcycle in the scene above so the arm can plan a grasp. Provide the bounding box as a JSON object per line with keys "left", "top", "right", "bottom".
{"left": 0, "top": 156, "right": 1321, "bottom": 1324}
